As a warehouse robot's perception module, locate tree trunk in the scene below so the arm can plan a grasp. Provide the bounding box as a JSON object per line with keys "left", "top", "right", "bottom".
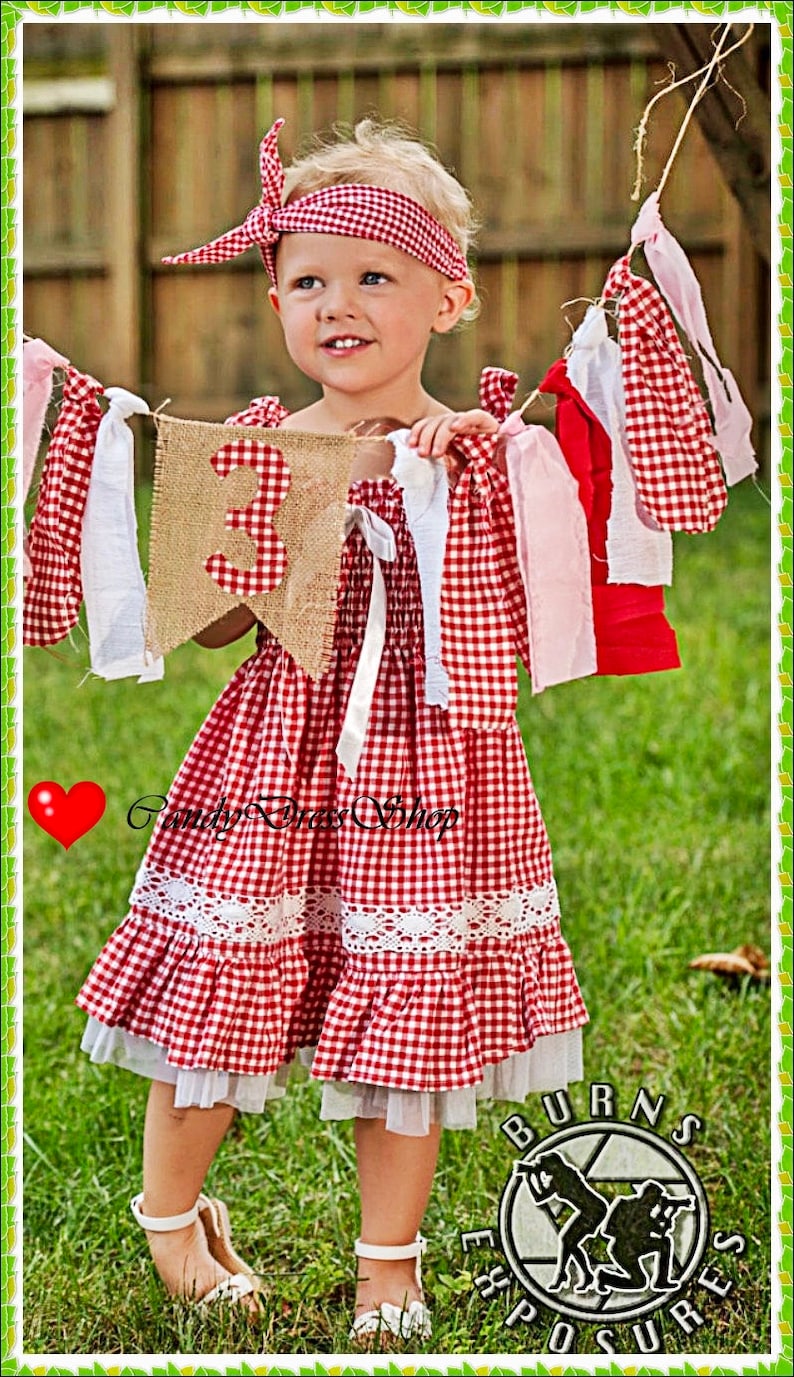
{"left": 650, "top": 23, "right": 771, "bottom": 263}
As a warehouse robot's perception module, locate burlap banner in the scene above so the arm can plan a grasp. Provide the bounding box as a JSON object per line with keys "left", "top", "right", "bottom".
{"left": 146, "top": 416, "right": 355, "bottom": 678}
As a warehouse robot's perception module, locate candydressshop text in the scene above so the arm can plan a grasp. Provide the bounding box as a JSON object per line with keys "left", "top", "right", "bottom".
{"left": 126, "top": 794, "right": 461, "bottom": 840}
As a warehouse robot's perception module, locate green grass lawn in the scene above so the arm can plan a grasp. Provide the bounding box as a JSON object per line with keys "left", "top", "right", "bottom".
{"left": 20, "top": 482, "right": 772, "bottom": 1359}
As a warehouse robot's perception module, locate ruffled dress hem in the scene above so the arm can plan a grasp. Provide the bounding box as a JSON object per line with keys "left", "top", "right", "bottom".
{"left": 80, "top": 1016, "right": 582, "bottom": 1133}
{"left": 76, "top": 908, "right": 588, "bottom": 1090}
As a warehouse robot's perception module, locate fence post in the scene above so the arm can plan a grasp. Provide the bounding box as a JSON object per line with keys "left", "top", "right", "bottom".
{"left": 106, "top": 26, "right": 141, "bottom": 390}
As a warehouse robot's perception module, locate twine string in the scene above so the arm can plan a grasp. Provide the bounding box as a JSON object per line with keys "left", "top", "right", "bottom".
{"left": 514, "top": 22, "right": 756, "bottom": 416}
{"left": 632, "top": 21, "right": 755, "bottom": 202}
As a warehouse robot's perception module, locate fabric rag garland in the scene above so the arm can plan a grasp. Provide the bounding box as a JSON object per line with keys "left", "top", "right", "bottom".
{"left": 518, "top": 194, "right": 757, "bottom": 655}
{"left": 23, "top": 365, "right": 160, "bottom": 683}
{"left": 21, "top": 117, "right": 757, "bottom": 773}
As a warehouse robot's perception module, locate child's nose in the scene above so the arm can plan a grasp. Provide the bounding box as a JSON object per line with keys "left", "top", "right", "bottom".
{"left": 319, "top": 283, "right": 360, "bottom": 320}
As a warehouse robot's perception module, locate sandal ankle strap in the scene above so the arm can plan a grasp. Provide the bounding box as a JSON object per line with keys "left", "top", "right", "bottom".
{"left": 354, "top": 1232, "right": 426, "bottom": 1261}
{"left": 130, "top": 1191, "right": 206, "bottom": 1232}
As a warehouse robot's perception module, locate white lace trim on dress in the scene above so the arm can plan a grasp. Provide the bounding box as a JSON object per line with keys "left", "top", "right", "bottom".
{"left": 80, "top": 1017, "right": 582, "bottom": 1132}
{"left": 129, "top": 862, "right": 561, "bottom": 952}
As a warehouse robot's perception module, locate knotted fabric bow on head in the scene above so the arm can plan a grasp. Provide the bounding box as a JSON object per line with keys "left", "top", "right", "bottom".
{"left": 162, "top": 119, "right": 470, "bottom": 285}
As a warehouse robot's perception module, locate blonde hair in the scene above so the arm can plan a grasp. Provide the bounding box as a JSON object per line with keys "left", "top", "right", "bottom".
{"left": 282, "top": 118, "right": 480, "bottom": 322}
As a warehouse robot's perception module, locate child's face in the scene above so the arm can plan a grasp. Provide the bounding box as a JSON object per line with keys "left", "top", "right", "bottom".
{"left": 269, "top": 233, "right": 473, "bottom": 413}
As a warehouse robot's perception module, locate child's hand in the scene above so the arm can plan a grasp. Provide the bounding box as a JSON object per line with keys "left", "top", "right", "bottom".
{"left": 408, "top": 409, "right": 499, "bottom": 459}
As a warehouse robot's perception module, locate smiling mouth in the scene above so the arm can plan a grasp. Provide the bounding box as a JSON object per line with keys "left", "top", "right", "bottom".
{"left": 322, "top": 337, "right": 372, "bottom": 352}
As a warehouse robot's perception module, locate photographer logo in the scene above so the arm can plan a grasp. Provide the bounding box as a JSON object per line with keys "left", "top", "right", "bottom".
{"left": 462, "top": 1084, "right": 745, "bottom": 1354}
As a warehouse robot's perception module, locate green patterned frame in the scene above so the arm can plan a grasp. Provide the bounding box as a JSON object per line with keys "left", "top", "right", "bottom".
{"left": 1, "top": 3, "right": 790, "bottom": 1375}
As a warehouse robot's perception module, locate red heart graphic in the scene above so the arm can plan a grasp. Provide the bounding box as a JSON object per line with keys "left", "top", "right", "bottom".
{"left": 28, "top": 780, "right": 107, "bottom": 849}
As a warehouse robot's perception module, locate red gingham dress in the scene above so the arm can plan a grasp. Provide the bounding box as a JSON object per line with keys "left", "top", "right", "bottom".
{"left": 77, "top": 374, "right": 587, "bottom": 1120}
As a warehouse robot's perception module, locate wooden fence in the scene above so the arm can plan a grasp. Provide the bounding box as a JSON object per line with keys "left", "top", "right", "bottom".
{"left": 22, "top": 20, "right": 770, "bottom": 463}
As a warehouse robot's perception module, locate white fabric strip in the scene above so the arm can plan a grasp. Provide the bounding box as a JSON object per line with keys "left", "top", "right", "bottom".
{"left": 631, "top": 192, "right": 756, "bottom": 486}
{"left": 80, "top": 387, "right": 164, "bottom": 682}
{"left": 335, "top": 504, "right": 396, "bottom": 779}
{"left": 566, "top": 307, "right": 673, "bottom": 586}
{"left": 389, "top": 430, "right": 450, "bottom": 707}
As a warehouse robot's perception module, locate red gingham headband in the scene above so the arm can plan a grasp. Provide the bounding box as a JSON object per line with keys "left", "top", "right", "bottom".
{"left": 162, "top": 119, "right": 471, "bottom": 284}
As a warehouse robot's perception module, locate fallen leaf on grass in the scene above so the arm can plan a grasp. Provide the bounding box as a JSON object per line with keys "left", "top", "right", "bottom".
{"left": 689, "top": 943, "right": 770, "bottom": 981}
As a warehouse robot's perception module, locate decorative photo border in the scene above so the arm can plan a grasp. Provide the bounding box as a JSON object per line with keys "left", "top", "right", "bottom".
{"left": 2, "top": 3, "right": 790, "bottom": 1375}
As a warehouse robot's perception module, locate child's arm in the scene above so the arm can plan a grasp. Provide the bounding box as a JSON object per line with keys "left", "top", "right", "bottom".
{"left": 193, "top": 604, "right": 258, "bottom": 648}
{"left": 407, "top": 409, "right": 499, "bottom": 458}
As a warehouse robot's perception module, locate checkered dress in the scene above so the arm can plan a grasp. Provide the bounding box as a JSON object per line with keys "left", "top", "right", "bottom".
{"left": 77, "top": 371, "right": 587, "bottom": 1097}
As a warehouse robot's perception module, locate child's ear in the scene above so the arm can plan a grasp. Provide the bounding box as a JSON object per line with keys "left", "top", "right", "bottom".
{"left": 432, "top": 279, "right": 476, "bottom": 335}
{"left": 268, "top": 286, "right": 282, "bottom": 319}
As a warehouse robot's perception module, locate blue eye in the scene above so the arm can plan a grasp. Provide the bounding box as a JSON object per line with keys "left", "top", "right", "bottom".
{"left": 295, "top": 276, "right": 321, "bottom": 290}
{"left": 362, "top": 272, "right": 388, "bottom": 286}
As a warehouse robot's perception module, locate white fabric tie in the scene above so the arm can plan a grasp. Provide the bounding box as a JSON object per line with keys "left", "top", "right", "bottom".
{"left": 335, "top": 504, "right": 396, "bottom": 780}
{"left": 566, "top": 306, "right": 673, "bottom": 587}
{"left": 81, "top": 387, "right": 164, "bottom": 682}
{"left": 389, "top": 430, "right": 450, "bottom": 707}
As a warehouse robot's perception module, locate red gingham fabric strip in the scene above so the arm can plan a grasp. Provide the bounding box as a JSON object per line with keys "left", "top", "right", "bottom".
{"left": 602, "top": 255, "right": 727, "bottom": 534}
{"left": 441, "top": 367, "right": 532, "bottom": 721}
{"left": 225, "top": 395, "right": 291, "bottom": 428}
{"left": 162, "top": 119, "right": 470, "bottom": 285}
{"left": 23, "top": 366, "right": 104, "bottom": 646}
{"left": 540, "top": 356, "right": 681, "bottom": 677}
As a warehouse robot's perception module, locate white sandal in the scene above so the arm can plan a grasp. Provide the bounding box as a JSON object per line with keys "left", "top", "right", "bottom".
{"left": 349, "top": 1234, "right": 432, "bottom": 1342}
{"left": 130, "top": 1192, "right": 260, "bottom": 1309}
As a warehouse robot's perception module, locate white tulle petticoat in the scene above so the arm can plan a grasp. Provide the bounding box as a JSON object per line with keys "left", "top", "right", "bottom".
{"left": 80, "top": 1016, "right": 582, "bottom": 1136}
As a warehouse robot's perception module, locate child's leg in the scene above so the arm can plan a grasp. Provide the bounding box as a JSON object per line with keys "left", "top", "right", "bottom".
{"left": 139, "top": 1079, "right": 240, "bottom": 1300}
{"left": 354, "top": 1117, "right": 441, "bottom": 1314}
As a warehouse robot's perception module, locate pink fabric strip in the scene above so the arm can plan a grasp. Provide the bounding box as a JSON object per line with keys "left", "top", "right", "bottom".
{"left": 502, "top": 417, "right": 596, "bottom": 694}
{"left": 22, "top": 338, "right": 69, "bottom": 576}
{"left": 631, "top": 193, "right": 756, "bottom": 486}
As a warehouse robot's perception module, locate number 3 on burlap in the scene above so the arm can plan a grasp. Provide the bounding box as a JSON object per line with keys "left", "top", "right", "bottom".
{"left": 204, "top": 439, "right": 291, "bottom": 597}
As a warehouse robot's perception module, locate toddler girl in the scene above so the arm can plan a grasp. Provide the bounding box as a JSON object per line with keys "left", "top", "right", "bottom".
{"left": 77, "top": 117, "right": 588, "bottom": 1343}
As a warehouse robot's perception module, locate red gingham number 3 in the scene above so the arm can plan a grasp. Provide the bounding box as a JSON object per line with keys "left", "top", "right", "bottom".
{"left": 204, "top": 439, "right": 291, "bottom": 597}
